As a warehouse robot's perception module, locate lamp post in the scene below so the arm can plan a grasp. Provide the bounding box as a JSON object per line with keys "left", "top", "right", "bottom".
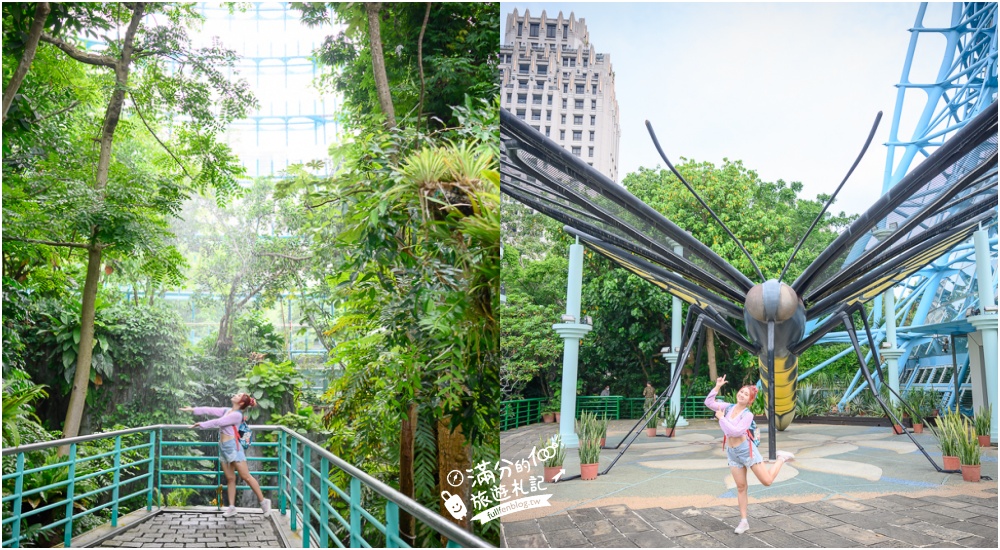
{"left": 967, "top": 226, "right": 997, "bottom": 443}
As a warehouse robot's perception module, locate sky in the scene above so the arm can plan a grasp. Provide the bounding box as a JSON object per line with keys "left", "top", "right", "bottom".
{"left": 500, "top": 2, "right": 954, "bottom": 216}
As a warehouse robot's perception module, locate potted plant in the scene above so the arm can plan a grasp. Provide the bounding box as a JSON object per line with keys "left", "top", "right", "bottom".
{"left": 576, "top": 412, "right": 601, "bottom": 480}
{"left": 663, "top": 407, "right": 678, "bottom": 437}
{"left": 540, "top": 400, "right": 558, "bottom": 423}
{"left": 933, "top": 410, "right": 962, "bottom": 471}
{"left": 645, "top": 409, "right": 659, "bottom": 437}
{"left": 956, "top": 416, "right": 982, "bottom": 482}
{"left": 594, "top": 414, "right": 609, "bottom": 447}
{"left": 540, "top": 435, "right": 566, "bottom": 483}
{"left": 890, "top": 402, "right": 905, "bottom": 435}
{"left": 974, "top": 404, "right": 991, "bottom": 447}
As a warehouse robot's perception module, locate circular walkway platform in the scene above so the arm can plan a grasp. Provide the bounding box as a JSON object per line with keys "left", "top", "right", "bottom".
{"left": 500, "top": 419, "right": 998, "bottom": 547}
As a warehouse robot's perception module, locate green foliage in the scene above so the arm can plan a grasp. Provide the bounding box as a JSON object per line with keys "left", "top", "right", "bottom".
{"left": 500, "top": 293, "right": 563, "bottom": 400}
{"left": 540, "top": 435, "right": 566, "bottom": 468}
{"left": 663, "top": 407, "right": 678, "bottom": 429}
{"left": 575, "top": 412, "right": 603, "bottom": 464}
{"left": 1, "top": 373, "right": 48, "bottom": 447}
{"left": 237, "top": 360, "right": 303, "bottom": 422}
{"left": 795, "top": 385, "right": 828, "bottom": 417}
{"left": 166, "top": 488, "right": 198, "bottom": 507}
{"left": 300, "top": 2, "right": 499, "bottom": 129}
{"left": 973, "top": 404, "right": 991, "bottom": 437}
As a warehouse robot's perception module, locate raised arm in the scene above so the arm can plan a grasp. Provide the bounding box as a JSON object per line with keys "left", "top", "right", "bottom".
{"left": 704, "top": 375, "right": 729, "bottom": 412}
{"left": 191, "top": 406, "right": 230, "bottom": 417}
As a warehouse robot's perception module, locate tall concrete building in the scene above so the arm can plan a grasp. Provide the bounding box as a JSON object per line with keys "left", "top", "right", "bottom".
{"left": 500, "top": 9, "right": 621, "bottom": 182}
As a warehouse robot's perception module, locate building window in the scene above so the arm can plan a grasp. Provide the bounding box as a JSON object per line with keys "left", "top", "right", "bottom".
{"left": 516, "top": 109, "right": 525, "bottom": 120}
{"left": 533, "top": 125, "right": 539, "bottom": 131}
{"left": 560, "top": 130, "right": 565, "bottom": 139}
{"left": 591, "top": 99, "right": 597, "bottom": 110}
{"left": 533, "top": 94, "right": 542, "bottom": 104}
{"left": 592, "top": 84, "right": 598, "bottom": 94}
{"left": 560, "top": 114, "right": 566, "bottom": 124}
{"left": 575, "top": 84, "right": 584, "bottom": 94}
{"left": 529, "top": 23, "right": 539, "bottom": 37}
{"left": 588, "top": 146, "right": 594, "bottom": 157}
{"left": 590, "top": 115, "right": 596, "bottom": 125}
{"left": 572, "top": 146, "right": 581, "bottom": 156}
{"left": 517, "top": 94, "right": 527, "bottom": 104}
{"left": 562, "top": 24, "right": 568, "bottom": 39}
{"left": 517, "top": 22, "right": 523, "bottom": 36}
{"left": 532, "top": 110, "right": 541, "bottom": 121}
{"left": 574, "top": 114, "right": 583, "bottom": 125}
{"left": 519, "top": 80, "right": 528, "bottom": 89}
{"left": 574, "top": 99, "right": 584, "bottom": 109}
{"left": 562, "top": 98, "right": 567, "bottom": 108}
{"left": 546, "top": 110, "right": 551, "bottom": 120}
{"left": 537, "top": 64, "right": 547, "bottom": 75}
{"left": 589, "top": 131, "right": 595, "bottom": 141}
{"left": 536, "top": 80, "right": 545, "bottom": 89}
{"left": 519, "top": 63, "right": 530, "bottom": 74}
{"left": 506, "top": 93, "right": 512, "bottom": 103}
{"left": 547, "top": 94, "right": 553, "bottom": 105}
{"left": 563, "top": 83, "right": 568, "bottom": 93}
{"left": 583, "top": 58, "right": 589, "bottom": 67}
{"left": 546, "top": 24, "right": 556, "bottom": 38}
{"left": 545, "top": 126, "right": 550, "bottom": 136}
{"left": 573, "top": 130, "right": 582, "bottom": 141}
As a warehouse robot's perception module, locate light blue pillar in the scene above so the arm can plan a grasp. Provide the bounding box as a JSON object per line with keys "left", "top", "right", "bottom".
{"left": 553, "top": 240, "right": 592, "bottom": 448}
{"left": 664, "top": 242, "right": 687, "bottom": 425}
{"left": 883, "top": 288, "right": 902, "bottom": 405}
{"left": 967, "top": 227, "right": 997, "bottom": 443}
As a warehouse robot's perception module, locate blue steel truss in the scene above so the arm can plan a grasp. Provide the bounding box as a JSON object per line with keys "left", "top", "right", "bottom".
{"left": 812, "top": 2, "right": 998, "bottom": 413}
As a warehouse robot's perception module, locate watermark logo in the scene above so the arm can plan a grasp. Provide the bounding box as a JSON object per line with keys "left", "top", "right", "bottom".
{"left": 440, "top": 438, "right": 561, "bottom": 524}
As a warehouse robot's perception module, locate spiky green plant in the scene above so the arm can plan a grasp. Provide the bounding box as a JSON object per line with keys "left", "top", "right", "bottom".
{"left": 540, "top": 435, "right": 566, "bottom": 467}
{"left": 578, "top": 437, "right": 602, "bottom": 465}
{"left": 956, "top": 417, "right": 981, "bottom": 466}
{"left": 973, "top": 404, "right": 991, "bottom": 437}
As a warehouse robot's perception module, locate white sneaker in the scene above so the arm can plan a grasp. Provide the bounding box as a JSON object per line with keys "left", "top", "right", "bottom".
{"left": 776, "top": 450, "right": 796, "bottom": 463}
{"left": 261, "top": 499, "right": 271, "bottom": 514}
{"left": 222, "top": 506, "right": 237, "bottom": 517}
{"left": 734, "top": 518, "right": 749, "bottom": 534}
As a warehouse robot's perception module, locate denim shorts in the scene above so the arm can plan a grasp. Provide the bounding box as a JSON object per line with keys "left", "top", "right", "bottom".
{"left": 220, "top": 439, "right": 246, "bottom": 464}
{"left": 726, "top": 440, "right": 763, "bottom": 469}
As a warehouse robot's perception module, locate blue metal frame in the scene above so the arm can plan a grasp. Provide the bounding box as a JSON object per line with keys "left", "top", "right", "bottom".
{"left": 810, "top": 2, "right": 997, "bottom": 412}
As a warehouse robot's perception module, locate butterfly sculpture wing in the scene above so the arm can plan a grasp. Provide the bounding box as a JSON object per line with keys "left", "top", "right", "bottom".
{"left": 792, "top": 101, "right": 998, "bottom": 319}
{"left": 501, "top": 108, "right": 752, "bottom": 320}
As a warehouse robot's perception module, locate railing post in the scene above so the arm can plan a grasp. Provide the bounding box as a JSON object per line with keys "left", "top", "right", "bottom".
{"left": 149, "top": 429, "right": 158, "bottom": 510}
{"left": 279, "top": 430, "right": 287, "bottom": 515}
{"left": 290, "top": 437, "right": 298, "bottom": 531}
{"left": 11, "top": 452, "right": 25, "bottom": 548}
{"left": 349, "top": 477, "right": 362, "bottom": 548}
{"left": 64, "top": 443, "right": 77, "bottom": 548}
{"left": 302, "top": 445, "right": 311, "bottom": 548}
{"left": 319, "top": 458, "right": 329, "bottom": 548}
{"left": 385, "top": 501, "right": 399, "bottom": 548}
{"left": 112, "top": 435, "right": 122, "bottom": 527}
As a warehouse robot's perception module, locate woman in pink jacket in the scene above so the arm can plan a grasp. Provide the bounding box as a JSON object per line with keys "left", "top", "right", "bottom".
{"left": 180, "top": 393, "right": 270, "bottom": 517}
{"left": 705, "top": 375, "right": 794, "bottom": 535}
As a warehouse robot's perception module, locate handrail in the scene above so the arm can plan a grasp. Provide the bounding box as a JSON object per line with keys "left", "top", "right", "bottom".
{"left": 2, "top": 424, "right": 491, "bottom": 548}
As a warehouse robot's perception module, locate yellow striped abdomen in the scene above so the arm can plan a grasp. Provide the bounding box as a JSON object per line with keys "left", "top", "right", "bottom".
{"left": 757, "top": 355, "right": 798, "bottom": 430}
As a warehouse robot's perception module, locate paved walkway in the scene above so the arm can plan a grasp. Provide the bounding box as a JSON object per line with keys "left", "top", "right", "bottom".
{"left": 500, "top": 420, "right": 998, "bottom": 547}
{"left": 93, "top": 509, "right": 283, "bottom": 548}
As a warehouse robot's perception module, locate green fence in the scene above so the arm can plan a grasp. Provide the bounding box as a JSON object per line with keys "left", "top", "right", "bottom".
{"left": 501, "top": 395, "right": 715, "bottom": 429}
{"left": 500, "top": 398, "right": 546, "bottom": 430}
{"left": 2, "top": 425, "right": 490, "bottom": 548}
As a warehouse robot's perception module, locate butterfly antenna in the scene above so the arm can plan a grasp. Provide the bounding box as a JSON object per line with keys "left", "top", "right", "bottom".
{"left": 778, "top": 111, "right": 882, "bottom": 284}
{"left": 645, "top": 120, "right": 765, "bottom": 282}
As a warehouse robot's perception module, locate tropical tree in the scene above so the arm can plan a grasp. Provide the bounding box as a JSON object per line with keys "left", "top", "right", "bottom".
{"left": 2, "top": 3, "right": 256, "bottom": 441}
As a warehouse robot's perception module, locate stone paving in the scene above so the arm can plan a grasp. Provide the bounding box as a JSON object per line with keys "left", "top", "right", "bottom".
{"left": 500, "top": 420, "right": 999, "bottom": 548}
{"left": 501, "top": 493, "right": 999, "bottom": 548}
{"left": 96, "top": 510, "right": 283, "bottom": 548}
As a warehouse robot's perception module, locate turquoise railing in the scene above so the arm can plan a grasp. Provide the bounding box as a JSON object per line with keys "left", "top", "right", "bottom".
{"left": 1, "top": 425, "right": 491, "bottom": 548}
{"left": 1, "top": 426, "right": 156, "bottom": 548}
{"left": 500, "top": 398, "right": 545, "bottom": 430}
{"left": 500, "top": 395, "right": 715, "bottom": 427}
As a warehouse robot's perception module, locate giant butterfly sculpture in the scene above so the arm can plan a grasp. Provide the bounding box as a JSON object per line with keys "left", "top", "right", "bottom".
{"left": 500, "top": 101, "right": 997, "bottom": 476}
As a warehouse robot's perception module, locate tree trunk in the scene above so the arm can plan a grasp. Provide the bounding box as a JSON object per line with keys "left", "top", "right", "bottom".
{"left": 2, "top": 2, "right": 50, "bottom": 122}
{"left": 398, "top": 403, "right": 418, "bottom": 546}
{"left": 364, "top": 2, "right": 396, "bottom": 129}
{"left": 61, "top": 4, "right": 146, "bottom": 444}
{"left": 437, "top": 416, "right": 471, "bottom": 537}
{"left": 707, "top": 328, "right": 717, "bottom": 382}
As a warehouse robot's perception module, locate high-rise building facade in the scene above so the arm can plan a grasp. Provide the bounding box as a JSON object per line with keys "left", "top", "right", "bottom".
{"left": 500, "top": 9, "right": 621, "bottom": 182}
